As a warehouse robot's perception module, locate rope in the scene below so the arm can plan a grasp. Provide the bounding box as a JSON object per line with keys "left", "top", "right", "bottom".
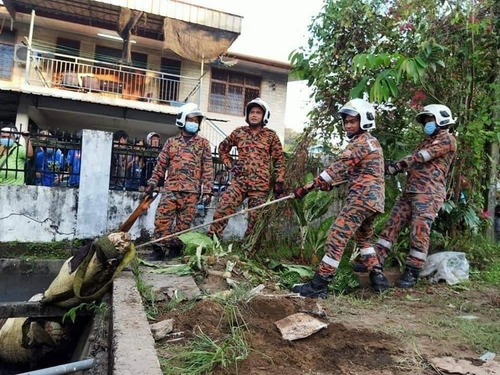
{"left": 136, "top": 179, "right": 348, "bottom": 249}
{"left": 135, "top": 194, "right": 295, "bottom": 249}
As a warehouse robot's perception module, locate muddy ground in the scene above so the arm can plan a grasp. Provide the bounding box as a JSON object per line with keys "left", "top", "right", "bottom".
{"left": 155, "top": 275, "right": 500, "bottom": 375}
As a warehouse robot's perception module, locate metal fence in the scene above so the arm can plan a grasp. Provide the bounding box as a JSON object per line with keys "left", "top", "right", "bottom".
{"left": 0, "top": 129, "right": 235, "bottom": 194}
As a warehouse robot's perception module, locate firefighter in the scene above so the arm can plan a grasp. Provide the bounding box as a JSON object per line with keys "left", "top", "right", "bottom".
{"left": 377, "top": 104, "right": 457, "bottom": 288}
{"left": 292, "top": 98, "right": 390, "bottom": 297}
{"left": 145, "top": 103, "right": 213, "bottom": 261}
{"left": 206, "top": 98, "right": 285, "bottom": 239}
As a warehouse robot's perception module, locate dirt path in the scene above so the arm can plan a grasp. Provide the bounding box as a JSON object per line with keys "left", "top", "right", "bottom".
{"left": 156, "top": 281, "right": 500, "bottom": 374}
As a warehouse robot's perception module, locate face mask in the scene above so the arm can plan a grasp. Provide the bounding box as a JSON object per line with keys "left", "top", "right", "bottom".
{"left": 46, "top": 147, "right": 54, "bottom": 155}
{"left": 424, "top": 121, "right": 437, "bottom": 136}
{"left": 184, "top": 121, "right": 199, "bottom": 134}
{"left": 0, "top": 138, "right": 13, "bottom": 147}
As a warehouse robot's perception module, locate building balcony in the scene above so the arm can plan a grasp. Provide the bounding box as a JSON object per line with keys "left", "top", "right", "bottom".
{"left": 21, "top": 48, "right": 201, "bottom": 111}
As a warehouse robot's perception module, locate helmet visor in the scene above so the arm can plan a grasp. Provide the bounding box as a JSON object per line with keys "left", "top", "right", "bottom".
{"left": 415, "top": 111, "right": 434, "bottom": 125}
{"left": 338, "top": 108, "right": 359, "bottom": 117}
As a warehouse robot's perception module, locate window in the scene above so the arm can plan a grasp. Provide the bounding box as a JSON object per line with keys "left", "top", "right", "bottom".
{"left": 56, "top": 38, "right": 80, "bottom": 60}
{"left": 209, "top": 68, "right": 261, "bottom": 115}
{"left": 94, "top": 45, "right": 147, "bottom": 69}
{"left": 0, "top": 29, "right": 15, "bottom": 80}
{"left": 55, "top": 38, "right": 81, "bottom": 73}
{"left": 0, "top": 43, "right": 14, "bottom": 80}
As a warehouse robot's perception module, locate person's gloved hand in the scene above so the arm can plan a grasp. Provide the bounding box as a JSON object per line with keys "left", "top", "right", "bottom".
{"left": 293, "top": 181, "right": 315, "bottom": 200}
{"left": 202, "top": 194, "right": 212, "bottom": 206}
{"left": 144, "top": 183, "right": 155, "bottom": 199}
{"left": 386, "top": 161, "right": 404, "bottom": 175}
{"left": 274, "top": 182, "right": 285, "bottom": 199}
{"left": 313, "top": 176, "right": 332, "bottom": 191}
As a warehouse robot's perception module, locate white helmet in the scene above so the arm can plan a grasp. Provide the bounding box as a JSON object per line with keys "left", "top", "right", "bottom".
{"left": 245, "top": 98, "right": 270, "bottom": 126}
{"left": 146, "top": 131, "right": 160, "bottom": 144}
{"left": 338, "top": 98, "right": 376, "bottom": 131}
{"left": 415, "top": 104, "right": 455, "bottom": 127}
{"left": 176, "top": 103, "right": 205, "bottom": 128}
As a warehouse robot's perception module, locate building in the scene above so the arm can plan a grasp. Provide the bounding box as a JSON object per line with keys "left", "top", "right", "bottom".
{"left": 0, "top": 0, "right": 290, "bottom": 148}
{"left": 0, "top": 0, "right": 292, "bottom": 242}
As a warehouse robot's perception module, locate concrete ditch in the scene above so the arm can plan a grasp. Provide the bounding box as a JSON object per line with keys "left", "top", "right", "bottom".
{"left": 0, "top": 258, "right": 204, "bottom": 374}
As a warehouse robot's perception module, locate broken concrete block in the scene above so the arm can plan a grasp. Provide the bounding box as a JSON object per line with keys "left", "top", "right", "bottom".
{"left": 149, "top": 319, "right": 174, "bottom": 341}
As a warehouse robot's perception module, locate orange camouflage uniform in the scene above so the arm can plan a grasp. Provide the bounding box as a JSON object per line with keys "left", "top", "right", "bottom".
{"left": 375, "top": 129, "right": 457, "bottom": 269}
{"left": 148, "top": 133, "right": 213, "bottom": 245}
{"left": 207, "top": 126, "right": 285, "bottom": 238}
{"left": 317, "top": 132, "right": 385, "bottom": 278}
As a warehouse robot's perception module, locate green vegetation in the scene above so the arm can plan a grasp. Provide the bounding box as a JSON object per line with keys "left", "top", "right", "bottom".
{"left": 427, "top": 317, "right": 500, "bottom": 353}
{"left": 159, "top": 286, "right": 253, "bottom": 375}
{"left": 0, "top": 239, "right": 79, "bottom": 259}
{"left": 62, "top": 301, "right": 108, "bottom": 324}
{"left": 130, "top": 257, "right": 159, "bottom": 320}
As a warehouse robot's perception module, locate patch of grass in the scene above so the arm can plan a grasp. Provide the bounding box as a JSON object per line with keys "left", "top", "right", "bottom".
{"left": 160, "top": 299, "right": 249, "bottom": 375}
{"left": 425, "top": 316, "right": 500, "bottom": 353}
{"left": 130, "top": 258, "right": 159, "bottom": 320}
{"left": 482, "top": 261, "right": 500, "bottom": 285}
{"left": 160, "top": 326, "right": 248, "bottom": 375}
{"left": 393, "top": 339, "right": 437, "bottom": 374}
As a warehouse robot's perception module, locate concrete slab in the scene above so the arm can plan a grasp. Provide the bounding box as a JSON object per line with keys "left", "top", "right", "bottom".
{"left": 140, "top": 270, "right": 201, "bottom": 301}
{"left": 112, "top": 271, "right": 162, "bottom": 375}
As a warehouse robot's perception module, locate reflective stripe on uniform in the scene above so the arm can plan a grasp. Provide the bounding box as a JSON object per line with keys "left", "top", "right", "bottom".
{"left": 360, "top": 246, "right": 376, "bottom": 255}
{"left": 377, "top": 238, "right": 392, "bottom": 249}
{"left": 321, "top": 255, "right": 339, "bottom": 268}
{"left": 320, "top": 170, "right": 332, "bottom": 183}
{"left": 410, "top": 249, "right": 427, "bottom": 260}
{"left": 418, "top": 150, "right": 432, "bottom": 162}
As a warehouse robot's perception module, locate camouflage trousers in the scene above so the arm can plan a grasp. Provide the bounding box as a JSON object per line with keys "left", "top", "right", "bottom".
{"left": 154, "top": 191, "right": 199, "bottom": 245}
{"left": 375, "top": 193, "right": 444, "bottom": 270}
{"left": 318, "top": 202, "right": 380, "bottom": 278}
{"left": 207, "top": 180, "right": 268, "bottom": 238}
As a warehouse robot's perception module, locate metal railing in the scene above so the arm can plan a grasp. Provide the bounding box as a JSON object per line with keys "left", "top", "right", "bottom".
{"left": 26, "top": 50, "right": 201, "bottom": 105}
{"left": 0, "top": 129, "right": 236, "bottom": 194}
{"left": 200, "top": 118, "right": 229, "bottom": 152}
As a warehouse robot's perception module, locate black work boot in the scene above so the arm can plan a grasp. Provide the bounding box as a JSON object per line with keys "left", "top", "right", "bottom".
{"left": 369, "top": 266, "right": 390, "bottom": 294}
{"left": 292, "top": 273, "right": 331, "bottom": 299}
{"left": 148, "top": 244, "right": 166, "bottom": 261}
{"left": 397, "top": 267, "right": 420, "bottom": 288}
{"left": 353, "top": 262, "right": 368, "bottom": 273}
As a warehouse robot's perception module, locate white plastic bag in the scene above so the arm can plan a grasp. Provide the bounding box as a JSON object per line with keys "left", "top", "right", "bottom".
{"left": 421, "top": 251, "right": 469, "bottom": 285}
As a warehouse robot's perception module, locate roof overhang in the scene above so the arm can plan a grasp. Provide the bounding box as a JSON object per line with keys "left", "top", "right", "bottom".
{"left": 2, "top": 0, "right": 242, "bottom": 42}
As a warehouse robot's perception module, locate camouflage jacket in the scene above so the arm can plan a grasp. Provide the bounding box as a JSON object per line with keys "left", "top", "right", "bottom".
{"left": 399, "top": 129, "right": 457, "bottom": 198}
{"left": 321, "top": 132, "right": 385, "bottom": 213}
{"left": 219, "top": 126, "right": 285, "bottom": 191}
{"left": 148, "top": 133, "right": 213, "bottom": 195}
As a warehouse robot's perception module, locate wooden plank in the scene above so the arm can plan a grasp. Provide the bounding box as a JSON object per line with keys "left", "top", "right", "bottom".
{"left": 0, "top": 301, "right": 81, "bottom": 319}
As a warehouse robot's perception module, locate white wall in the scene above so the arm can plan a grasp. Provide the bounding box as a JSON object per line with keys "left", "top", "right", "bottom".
{"left": 0, "top": 129, "right": 247, "bottom": 243}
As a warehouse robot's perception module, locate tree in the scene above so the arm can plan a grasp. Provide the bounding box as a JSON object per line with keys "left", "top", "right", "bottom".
{"left": 290, "top": 0, "right": 500, "bottom": 240}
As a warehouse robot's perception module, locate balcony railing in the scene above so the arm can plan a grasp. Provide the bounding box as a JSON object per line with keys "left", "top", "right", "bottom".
{"left": 25, "top": 50, "right": 201, "bottom": 105}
